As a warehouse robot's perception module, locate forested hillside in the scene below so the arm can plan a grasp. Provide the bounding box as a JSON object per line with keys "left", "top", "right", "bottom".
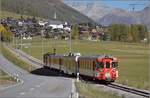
{"left": 1, "top": 0, "right": 94, "bottom": 23}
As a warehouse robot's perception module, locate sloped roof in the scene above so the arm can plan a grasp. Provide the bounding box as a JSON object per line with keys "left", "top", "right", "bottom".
{"left": 48, "top": 19, "right": 63, "bottom": 25}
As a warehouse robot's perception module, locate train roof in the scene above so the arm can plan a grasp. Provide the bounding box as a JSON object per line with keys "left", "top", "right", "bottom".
{"left": 45, "top": 53, "right": 115, "bottom": 58}
{"left": 79, "top": 55, "right": 115, "bottom": 59}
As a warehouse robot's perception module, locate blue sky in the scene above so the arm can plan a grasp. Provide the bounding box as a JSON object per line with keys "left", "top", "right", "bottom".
{"left": 65, "top": 0, "right": 150, "bottom": 11}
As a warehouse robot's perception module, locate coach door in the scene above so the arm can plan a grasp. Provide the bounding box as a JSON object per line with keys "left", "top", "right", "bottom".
{"left": 86, "top": 59, "right": 94, "bottom": 77}
{"left": 59, "top": 58, "right": 62, "bottom": 71}
{"left": 93, "top": 60, "right": 96, "bottom": 78}
{"left": 76, "top": 59, "right": 80, "bottom": 75}
{"left": 48, "top": 56, "right": 51, "bottom": 68}
{"left": 43, "top": 54, "right": 47, "bottom": 65}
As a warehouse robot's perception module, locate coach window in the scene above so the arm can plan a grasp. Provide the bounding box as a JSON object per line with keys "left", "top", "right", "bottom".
{"left": 84, "top": 60, "right": 86, "bottom": 68}
{"left": 106, "top": 62, "right": 110, "bottom": 68}
{"left": 89, "top": 61, "right": 91, "bottom": 69}
{"left": 81, "top": 61, "right": 83, "bottom": 68}
{"left": 87, "top": 61, "right": 89, "bottom": 69}
{"left": 53, "top": 58, "right": 54, "bottom": 63}
{"left": 82, "top": 60, "right": 84, "bottom": 68}
{"left": 85, "top": 60, "right": 86, "bottom": 69}
{"left": 85, "top": 60, "right": 87, "bottom": 69}
{"left": 83, "top": 61, "right": 84, "bottom": 67}
{"left": 88, "top": 61, "right": 90, "bottom": 69}
{"left": 81, "top": 60, "right": 83, "bottom": 68}
{"left": 87, "top": 61, "right": 88, "bottom": 69}
{"left": 89, "top": 61, "right": 90, "bottom": 69}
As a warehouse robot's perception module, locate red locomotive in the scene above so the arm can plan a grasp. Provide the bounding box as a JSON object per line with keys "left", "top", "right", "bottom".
{"left": 43, "top": 53, "right": 118, "bottom": 82}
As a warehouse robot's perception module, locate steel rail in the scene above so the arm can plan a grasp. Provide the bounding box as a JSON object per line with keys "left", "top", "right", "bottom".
{"left": 108, "top": 83, "right": 150, "bottom": 98}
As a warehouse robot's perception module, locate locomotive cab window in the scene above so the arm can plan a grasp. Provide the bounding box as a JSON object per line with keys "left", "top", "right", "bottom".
{"left": 106, "top": 62, "right": 110, "bottom": 68}
{"left": 96, "top": 62, "right": 104, "bottom": 69}
{"left": 112, "top": 62, "right": 118, "bottom": 68}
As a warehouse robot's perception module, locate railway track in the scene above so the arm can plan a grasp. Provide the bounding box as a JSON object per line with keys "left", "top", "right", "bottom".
{"left": 107, "top": 83, "right": 150, "bottom": 98}
{"left": 78, "top": 75, "right": 150, "bottom": 98}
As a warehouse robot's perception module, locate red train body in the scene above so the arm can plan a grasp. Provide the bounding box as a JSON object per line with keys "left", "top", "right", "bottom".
{"left": 43, "top": 53, "right": 118, "bottom": 82}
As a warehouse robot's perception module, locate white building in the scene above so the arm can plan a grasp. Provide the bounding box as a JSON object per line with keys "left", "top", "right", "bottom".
{"left": 38, "top": 21, "right": 48, "bottom": 26}
{"left": 64, "top": 26, "right": 71, "bottom": 31}
{"left": 18, "top": 21, "right": 23, "bottom": 26}
{"left": 49, "top": 24, "right": 64, "bottom": 29}
{"left": 48, "top": 20, "right": 64, "bottom": 29}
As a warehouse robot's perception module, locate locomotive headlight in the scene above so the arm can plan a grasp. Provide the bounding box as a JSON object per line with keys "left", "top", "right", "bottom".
{"left": 105, "top": 72, "right": 110, "bottom": 78}
{"left": 116, "top": 71, "right": 118, "bottom": 78}
{"left": 105, "top": 72, "right": 111, "bottom": 81}
{"left": 99, "top": 69, "right": 103, "bottom": 72}
{"left": 96, "top": 73, "right": 99, "bottom": 77}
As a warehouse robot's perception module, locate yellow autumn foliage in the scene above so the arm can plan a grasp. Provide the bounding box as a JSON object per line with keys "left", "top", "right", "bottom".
{"left": 0, "top": 24, "right": 12, "bottom": 42}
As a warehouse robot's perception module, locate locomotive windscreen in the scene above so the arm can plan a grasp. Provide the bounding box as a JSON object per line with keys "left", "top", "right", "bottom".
{"left": 112, "top": 62, "right": 118, "bottom": 68}
{"left": 106, "top": 62, "right": 110, "bottom": 68}
{"left": 96, "top": 62, "right": 104, "bottom": 69}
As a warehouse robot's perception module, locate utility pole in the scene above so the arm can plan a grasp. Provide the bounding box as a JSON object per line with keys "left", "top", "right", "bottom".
{"left": 0, "top": 32, "right": 1, "bottom": 52}
{"left": 0, "top": 1, "right": 1, "bottom": 52}
{"left": 54, "top": 5, "right": 57, "bottom": 20}
{"left": 15, "top": 36, "right": 18, "bottom": 49}
{"left": 129, "top": 3, "right": 145, "bottom": 11}
{"left": 54, "top": 11, "right": 57, "bottom": 20}
{"left": 69, "top": 31, "right": 72, "bottom": 53}
{"left": 41, "top": 30, "right": 44, "bottom": 62}
{"left": 12, "top": 34, "right": 15, "bottom": 47}
{"left": 21, "top": 33, "right": 23, "bottom": 50}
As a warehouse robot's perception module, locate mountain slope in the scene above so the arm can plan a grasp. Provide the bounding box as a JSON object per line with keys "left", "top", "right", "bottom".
{"left": 99, "top": 8, "right": 139, "bottom": 25}
{"left": 99, "top": 5, "right": 150, "bottom": 30}
{"left": 66, "top": 2, "right": 150, "bottom": 30}
{"left": 139, "top": 6, "right": 150, "bottom": 30}
{"left": 1, "top": 0, "right": 94, "bottom": 23}
{"left": 66, "top": 2, "right": 111, "bottom": 21}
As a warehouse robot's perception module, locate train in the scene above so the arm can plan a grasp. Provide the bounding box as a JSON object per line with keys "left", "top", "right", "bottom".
{"left": 43, "top": 52, "right": 119, "bottom": 82}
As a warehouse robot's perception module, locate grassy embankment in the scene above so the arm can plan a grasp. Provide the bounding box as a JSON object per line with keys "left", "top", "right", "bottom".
{"left": 0, "top": 44, "right": 16, "bottom": 85}
{"left": 1, "top": 44, "right": 35, "bottom": 72}
{"left": 20, "top": 37, "right": 149, "bottom": 90}
{"left": 76, "top": 82, "right": 121, "bottom": 98}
